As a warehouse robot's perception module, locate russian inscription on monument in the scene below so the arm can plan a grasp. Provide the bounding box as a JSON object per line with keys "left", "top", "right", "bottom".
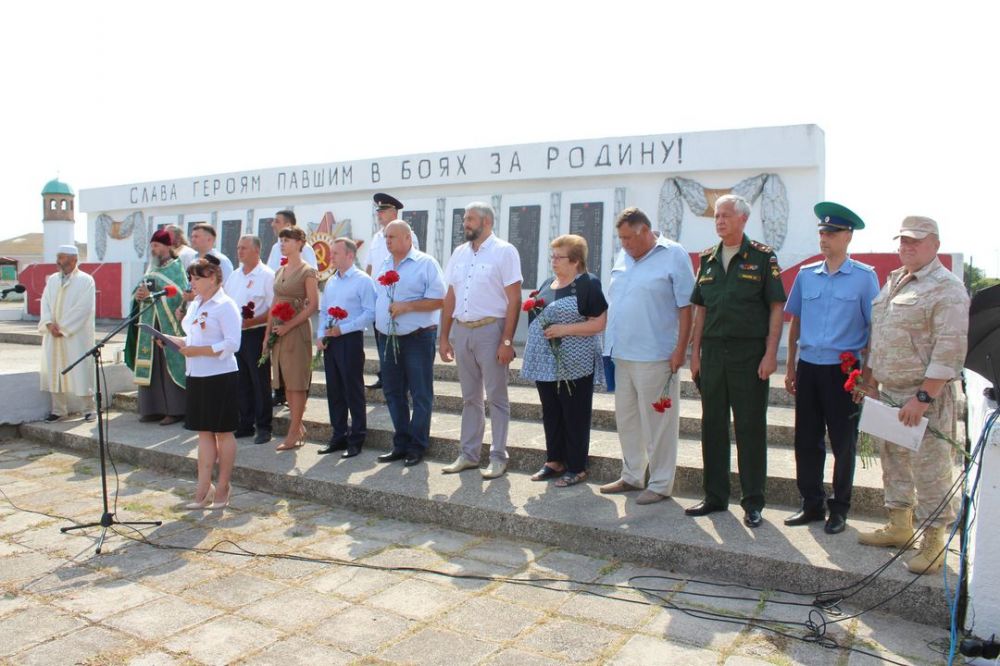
{"left": 508, "top": 204, "right": 541, "bottom": 289}
{"left": 402, "top": 210, "right": 429, "bottom": 253}
{"left": 569, "top": 202, "right": 604, "bottom": 278}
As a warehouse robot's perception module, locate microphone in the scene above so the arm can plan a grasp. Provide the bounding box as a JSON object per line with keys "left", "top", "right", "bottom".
{"left": 149, "top": 285, "right": 179, "bottom": 299}
{"left": 1, "top": 284, "right": 26, "bottom": 298}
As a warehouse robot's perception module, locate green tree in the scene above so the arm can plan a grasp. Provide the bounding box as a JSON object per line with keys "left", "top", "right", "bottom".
{"left": 964, "top": 262, "right": 1000, "bottom": 294}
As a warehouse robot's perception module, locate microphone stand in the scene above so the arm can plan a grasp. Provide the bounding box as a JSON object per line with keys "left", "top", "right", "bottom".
{"left": 59, "top": 296, "right": 166, "bottom": 553}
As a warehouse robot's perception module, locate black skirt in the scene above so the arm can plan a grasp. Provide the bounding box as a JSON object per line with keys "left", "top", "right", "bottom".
{"left": 184, "top": 372, "right": 240, "bottom": 433}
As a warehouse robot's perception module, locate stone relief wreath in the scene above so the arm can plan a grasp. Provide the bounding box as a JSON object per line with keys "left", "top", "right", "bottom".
{"left": 94, "top": 212, "right": 146, "bottom": 260}
{"left": 657, "top": 173, "right": 789, "bottom": 250}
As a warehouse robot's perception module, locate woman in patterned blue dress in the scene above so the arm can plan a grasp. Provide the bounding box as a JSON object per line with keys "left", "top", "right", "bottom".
{"left": 521, "top": 234, "right": 607, "bottom": 487}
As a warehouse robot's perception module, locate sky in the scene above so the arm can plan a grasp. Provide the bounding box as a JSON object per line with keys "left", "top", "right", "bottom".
{"left": 2, "top": 0, "right": 997, "bottom": 275}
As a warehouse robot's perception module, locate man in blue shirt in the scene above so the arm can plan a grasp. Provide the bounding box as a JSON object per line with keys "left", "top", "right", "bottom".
{"left": 783, "top": 201, "right": 880, "bottom": 534}
{"left": 600, "top": 207, "right": 695, "bottom": 504}
{"left": 373, "top": 221, "right": 446, "bottom": 466}
{"left": 316, "top": 238, "right": 377, "bottom": 459}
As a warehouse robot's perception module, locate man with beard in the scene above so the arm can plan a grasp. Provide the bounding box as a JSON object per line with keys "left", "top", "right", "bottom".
{"left": 438, "top": 202, "right": 522, "bottom": 479}
{"left": 124, "top": 229, "right": 189, "bottom": 425}
{"left": 38, "top": 244, "right": 96, "bottom": 422}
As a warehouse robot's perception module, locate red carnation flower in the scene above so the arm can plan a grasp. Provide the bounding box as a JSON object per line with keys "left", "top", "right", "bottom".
{"left": 280, "top": 257, "right": 288, "bottom": 266}
{"left": 271, "top": 302, "right": 296, "bottom": 321}
{"left": 843, "top": 369, "right": 863, "bottom": 393}
{"left": 529, "top": 289, "right": 540, "bottom": 298}
{"left": 651, "top": 397, "right": 672, "bottom": 413}
{"left": 241, "top": 301, "right": 255, "bottom": 320}
{"left": 328, "top": 306, "right": 348, "bottom": 320}
{"left": 522, "top": 298, "right": 536, "bottom": 312}
{"left": 378, "top": 270, "right": 400, "bottom": 286}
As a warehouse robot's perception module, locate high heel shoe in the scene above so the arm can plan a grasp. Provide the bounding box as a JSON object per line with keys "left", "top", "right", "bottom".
{"left": 210, "top": 485, "right": 230, "bottom": 510}
{"left": 184, "top": 484, "right": 215, "bottom": 510}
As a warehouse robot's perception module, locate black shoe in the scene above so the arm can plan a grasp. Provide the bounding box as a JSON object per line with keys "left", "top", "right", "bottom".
{"left": 783, "top": 509, "right": 826, "bottom": 527}
{"left": 744, "top": 509, "right": 763, "bottom": 528}
{"left": 366, "top": 379, "right": 382, "bottom": 390}
{"left": 272, "top": 390, "right": 287, "bottom": 407}
{"left": 254, "top": 429, "right": 272, "bottom": 445}
{"left": 684, "top": 501, "right": 726, "bottom": 517}
{"left": 234, "top": 428, "right": 255, "bottom": 439}
{"left": 377, "top": 450, "right": 407, "bottom": 463}
{"left": 139, "top": 414, "right": 163, "bottom": 423}
{"left": 403, "top": 452, "right": 424, "bottom": 466}
{"left": 341, "top": 446, "right": 362, "bottom": 459}
{"left": 824, "top": 514, "right": 847, "bottom": 534}
{"left": 44, "top": 413, "right": 61, "bottom": 422}
{"left": 319, "top": 440, "right": 348, "bottom": 455}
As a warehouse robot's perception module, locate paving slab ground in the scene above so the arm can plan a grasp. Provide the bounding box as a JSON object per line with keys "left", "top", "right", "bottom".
{"left": 0, "top": 438, "right": 953, "bottom": 665}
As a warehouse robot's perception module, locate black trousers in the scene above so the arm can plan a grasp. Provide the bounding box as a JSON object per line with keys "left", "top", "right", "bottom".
{"left": 793, "top": 360, "right": 858, "bottom": 517}
{"left": 236, "top": 327, "right": 272, "bottom": 432}
{"left": 536, "top": 375, "right": 594, "bottom": 474}
{"left": 323, "top": 331, "right": 367, "bottom": 447}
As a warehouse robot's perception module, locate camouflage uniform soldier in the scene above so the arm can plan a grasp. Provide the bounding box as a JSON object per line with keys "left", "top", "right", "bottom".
{"left": 857, "top": 216, "right": 969, "bottom": 575}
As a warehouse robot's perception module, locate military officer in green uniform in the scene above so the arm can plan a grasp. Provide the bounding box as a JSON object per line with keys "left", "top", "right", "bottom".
{"left": 686, "top": 194, "right": 787, "bottom": 528}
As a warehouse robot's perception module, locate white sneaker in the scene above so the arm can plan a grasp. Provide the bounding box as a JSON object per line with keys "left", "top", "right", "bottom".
{"left": 481, "top": 461, "right": 508, "bottom": 479}
{"left": 442, "top": 455, "right": 479, "bottom": 474}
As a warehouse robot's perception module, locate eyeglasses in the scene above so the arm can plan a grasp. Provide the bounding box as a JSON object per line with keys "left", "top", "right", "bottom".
{"left": 550, "top": 254, "right": 569, "bottom": 261}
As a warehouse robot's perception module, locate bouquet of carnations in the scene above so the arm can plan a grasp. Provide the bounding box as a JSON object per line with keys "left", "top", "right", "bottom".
{"left": 259, "top": 301, "right": 296, "bottom": 367}
{"left": 378, "top": 270, "right": 401, "bottom": 360}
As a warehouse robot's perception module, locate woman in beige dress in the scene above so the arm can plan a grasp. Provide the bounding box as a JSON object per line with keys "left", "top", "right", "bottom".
{"left": 264, "top": 226, "right": 319, "bottom": 451}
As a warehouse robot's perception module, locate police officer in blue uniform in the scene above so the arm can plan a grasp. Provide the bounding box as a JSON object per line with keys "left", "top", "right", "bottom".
{"left": 783, "top": 202, "right": 880, "bottom": 534}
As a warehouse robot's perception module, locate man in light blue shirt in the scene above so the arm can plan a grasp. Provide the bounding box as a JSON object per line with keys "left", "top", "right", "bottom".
{"left": 783, "top": 201, "right": 880, "bottom": 535}
{"left": 190, "top": 223, "right": 234, "bottom": 282}
{"left": 316, "top": 238, "right": 377, "bottom": 458}
{"left": 373, "top": 221, "right": 446, "bottom": 466}
{"left": 600, "top": 207, "right": 695, "bottom": 504}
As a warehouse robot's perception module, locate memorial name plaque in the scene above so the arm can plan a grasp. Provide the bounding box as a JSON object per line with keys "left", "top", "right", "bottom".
{"left": 508, "top": 204, "right": 541, "bottom": 289}
{"left": 221, "top": 219, "right": 242, "bottom": 268}
{"left": 258, "top": 217, "right": 276, "bottom": 260}
{"left": 451, "top": 208, "right": 466, "bottom": 253}
{"left": 402, "top": 210, "right": 429, "bottom": 253}
{"left": 569, "top": 202, "right": 604, "bottom": 278}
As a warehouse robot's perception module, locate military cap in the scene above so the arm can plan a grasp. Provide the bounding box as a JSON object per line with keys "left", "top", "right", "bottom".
{"left": 894, "top": 216, "right": 939, "bottom": 240}
{"left": 373, "top": 192, "right": 404, "bottom": 210}
{"left": 814, "top": 201, "right": 865, "bottom": 231}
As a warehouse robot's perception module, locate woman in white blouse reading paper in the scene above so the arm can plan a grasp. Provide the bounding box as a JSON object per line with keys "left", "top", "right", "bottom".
{"left": 163, "top": 254, "right": 242, "bottom": 510}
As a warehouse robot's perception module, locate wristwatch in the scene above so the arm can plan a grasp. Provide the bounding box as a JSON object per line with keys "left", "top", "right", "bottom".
{"left": 916, "top": 389, "right": 935, "bottom": 404}
{"left": 502, "top": 339, "right": 512, "bottom": 347}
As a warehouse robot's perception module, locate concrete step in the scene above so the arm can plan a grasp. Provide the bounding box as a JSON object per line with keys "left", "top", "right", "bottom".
{"left": 357, "top": 348, "right": 795, "bottom": 406}
{"left": 110, "top": 390, "right": 887, "bottom": 517}
{"left": 306, "top": 370, "right": 801, "bottom": 446}
{"left": 18, "top": 414, "right": 952, "bottom": 627}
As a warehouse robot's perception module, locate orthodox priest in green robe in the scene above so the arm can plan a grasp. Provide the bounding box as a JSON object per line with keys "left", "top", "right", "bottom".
{"left": 124, "top": 229, "right": 189, "bottom": 425}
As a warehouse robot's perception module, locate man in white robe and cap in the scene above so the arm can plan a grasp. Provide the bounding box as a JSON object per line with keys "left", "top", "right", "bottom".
{"left": 38, "top": 244, "right": 96, "bottom": 422}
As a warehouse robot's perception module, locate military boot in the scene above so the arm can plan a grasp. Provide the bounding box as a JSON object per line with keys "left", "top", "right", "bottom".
{"left": 858, "top": 508, "right": 914, "bottom": 547}
{"left": 905, "top": 527, "right": 947, "bottom": 575}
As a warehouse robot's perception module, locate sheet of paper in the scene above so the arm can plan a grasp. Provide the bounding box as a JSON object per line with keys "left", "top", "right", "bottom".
{"left": 138, "top": 323, "right": 181, "bottom": 352}
{"left": 858, "top": 396, "right": 928, "bottom": 451}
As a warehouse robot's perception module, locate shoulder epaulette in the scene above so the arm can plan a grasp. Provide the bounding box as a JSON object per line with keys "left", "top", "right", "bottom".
{"left": 749, "top": 239, "right": 773, "bottom": 254}
{"left": 700, "top": 245, "right": 715, "bottom": 257}
{"left": 851, "top": 259, "right": 876, "bottom": 273}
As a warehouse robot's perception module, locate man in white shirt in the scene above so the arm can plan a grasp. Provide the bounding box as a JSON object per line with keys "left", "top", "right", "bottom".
{"left": 365, "top": 193, "right": 418, "bottom": 390}
{"left": 224, "top": 235, "right": 276, "bottom": 444}
{"left": 266, "top": 210, "right": 318, "bottom": 271}
{"left": 189, "top": 223, "right": 234, "bottom": 282}
{"left": 439, "top": 202, "right": 523, "bottom": 479}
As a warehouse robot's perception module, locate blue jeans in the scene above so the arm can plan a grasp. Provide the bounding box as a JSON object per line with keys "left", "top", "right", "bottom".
{"left": 378, "top": 327, "right": 436, "bottom": 454}
{"left": 603, "top": 356, "right": 616, "bottom": 392}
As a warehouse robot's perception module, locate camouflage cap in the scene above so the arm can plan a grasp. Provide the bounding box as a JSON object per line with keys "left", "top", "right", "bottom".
{"left": 894, "top": 216, "right": 939, "bottom": 240}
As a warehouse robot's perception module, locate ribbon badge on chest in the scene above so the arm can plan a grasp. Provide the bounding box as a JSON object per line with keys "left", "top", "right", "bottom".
{"left": 198, "top": 312, "right": 208, "bottom": 330}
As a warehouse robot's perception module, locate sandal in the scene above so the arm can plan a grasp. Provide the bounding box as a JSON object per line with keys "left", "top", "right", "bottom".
{"left": 531, "top": 464, "right": 564, "bottom": 481}
{"left": 275, "top": 441, "right": 304, "bottom": 451}
{"left": 555, "top": 471, "right": 588, "bottom": 487}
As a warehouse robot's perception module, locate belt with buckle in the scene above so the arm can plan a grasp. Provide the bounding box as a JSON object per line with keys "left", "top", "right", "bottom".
{"left": 456, "top": 317, "right": 498, "bottom": 329}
